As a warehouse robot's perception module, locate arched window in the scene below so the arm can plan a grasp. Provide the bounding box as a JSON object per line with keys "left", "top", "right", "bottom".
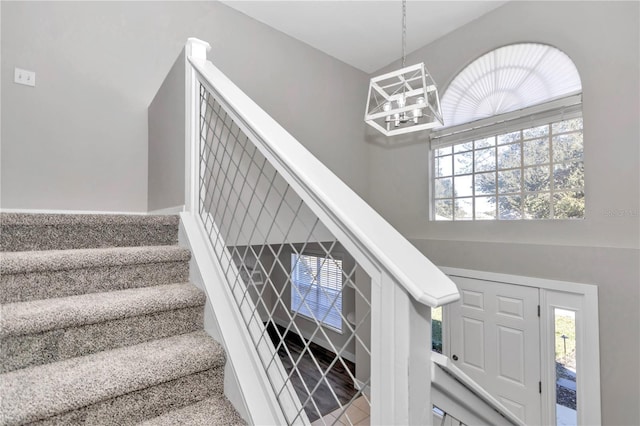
{"left": 430, "top": 43, "right": 584, "bottom": 221}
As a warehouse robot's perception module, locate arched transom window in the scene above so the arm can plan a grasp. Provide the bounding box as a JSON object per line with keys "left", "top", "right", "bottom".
{"left": 430, "top": 43, "right": 584, "bottom": 221}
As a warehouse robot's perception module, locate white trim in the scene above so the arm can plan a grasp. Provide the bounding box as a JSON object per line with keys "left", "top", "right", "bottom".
{"left": 439, "top": 267, "right": 601, "bottom": 426}
{"left": 540, "top": 290, "right": 601, "bottom": 426}
{"left": 430, "top": 94, "right": 582, "bottom": 149}
{"left": 431, "top": 352, "right": 525, "bottom": 426}
{"left": 0, "top": 208, "right": 147, "bottom": 215}
{"left": 184, "top": 38, "right": 210, "bottom": 214}
{"left": 180, "top": 212, "right": 287, "bottom": 426}
{"left": 148, "top": 205, "right": 185, "bottom": 215}
{"left": 439, "top": 267, "right": 597, "bottom": 295}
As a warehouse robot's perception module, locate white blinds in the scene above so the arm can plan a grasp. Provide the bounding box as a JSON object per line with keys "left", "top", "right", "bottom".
{"left": 440, "top": 43, "right": 583, "bottom": 128}
{"left": 291, "top": 254, "right": 343, "bottom": 331}
{"left": 430, "top": 95, "right": 582, "bottom": 149}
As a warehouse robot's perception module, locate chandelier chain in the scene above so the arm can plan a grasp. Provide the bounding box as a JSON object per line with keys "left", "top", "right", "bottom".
{"left": 402, "top": 0, "right": 407, "bottom": 67}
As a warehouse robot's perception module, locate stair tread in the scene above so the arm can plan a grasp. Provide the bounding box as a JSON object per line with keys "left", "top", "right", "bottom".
{"left": 0, "top": 283, "right": 205, "bottom": 337}
{"left": 0, "top": 330, "right": 224, "bottom": 425}
{"left": 0, "top": 212, "right": 179, "bottom": 226}
{"left": 0, "top": 245, "right": 190, "bottom": 274}
{"left": 138, "top": 395, "right": 246, "bottom": 426}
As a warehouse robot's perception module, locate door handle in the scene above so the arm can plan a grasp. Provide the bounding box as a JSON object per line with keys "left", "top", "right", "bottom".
{"left": 452, "top": 354, "right": 459, "bottom": 361}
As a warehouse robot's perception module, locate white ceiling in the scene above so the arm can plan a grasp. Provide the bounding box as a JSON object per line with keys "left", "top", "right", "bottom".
{"left": 221, "top": 1, "right": 508, "bottom": 73}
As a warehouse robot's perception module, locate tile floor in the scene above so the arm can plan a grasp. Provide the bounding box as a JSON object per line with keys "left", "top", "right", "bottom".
{"left": 311, "top": 395, "right": 370, "bottom": 426}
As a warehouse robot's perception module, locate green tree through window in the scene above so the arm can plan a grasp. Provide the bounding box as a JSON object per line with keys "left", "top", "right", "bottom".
{"left": 433, "top": 118, "right": 584, "bottom": 220}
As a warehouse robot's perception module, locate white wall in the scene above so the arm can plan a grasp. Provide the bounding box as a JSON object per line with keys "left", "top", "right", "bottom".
{"left": 1, "top": 1, "right": 370, "bottom": 212}
{"left": 366, "top": 2, "right": 639, "bottom": 425}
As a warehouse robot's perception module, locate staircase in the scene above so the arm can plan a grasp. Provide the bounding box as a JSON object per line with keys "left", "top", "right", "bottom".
{"left": 0, "top": 213, "right": 244, "bottom": 425}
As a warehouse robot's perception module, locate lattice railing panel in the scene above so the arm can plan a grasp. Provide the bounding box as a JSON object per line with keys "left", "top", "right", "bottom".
{"left": 198, "top": 84, "right": 372, "bottom": 425}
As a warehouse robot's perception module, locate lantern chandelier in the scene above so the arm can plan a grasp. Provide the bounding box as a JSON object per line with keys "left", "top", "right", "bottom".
{"left": 365, "top": 0, "right": 443, "bottom": 136}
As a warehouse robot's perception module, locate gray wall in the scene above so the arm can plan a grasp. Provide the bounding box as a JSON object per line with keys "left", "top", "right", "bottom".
{"left": 366, "top": 2, "right": 639, "bottom": 425}
{"left": 148, "top": 49, "right": 185, "bottom": 212}
{"left": 1, "top": 1, "right": 370, "bottom": 212}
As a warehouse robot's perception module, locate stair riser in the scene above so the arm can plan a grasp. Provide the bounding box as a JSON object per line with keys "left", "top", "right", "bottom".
{"left": 1, "top": 224, "right": 179, "bottom": 252}
{"left": 31, "top": 368, "right": 224, "bottom": 425}
{"left": 1, "top": 307, "right": 204, "bottom": 374}
{"left": 1, "top": 262, "right": 189, "bottom": 304}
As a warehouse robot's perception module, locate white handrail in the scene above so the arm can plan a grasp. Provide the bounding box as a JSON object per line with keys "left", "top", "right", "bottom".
{"left": 431, "top": 352, "right": 524, "bottom": 425}
{"left": 188, "top": 56, "right": 459, "bottom": 308}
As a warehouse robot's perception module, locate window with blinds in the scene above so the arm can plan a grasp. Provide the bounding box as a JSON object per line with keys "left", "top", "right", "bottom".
{"left": 430, "top": 43, "right": 584, "bottom": 221}
{"left": 291, "top": 254, "right": 343, "bottom": 331}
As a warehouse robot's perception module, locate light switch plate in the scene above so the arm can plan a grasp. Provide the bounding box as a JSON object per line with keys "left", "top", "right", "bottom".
{"left": 14, "top": 68, "right": 36, "bottom": 87}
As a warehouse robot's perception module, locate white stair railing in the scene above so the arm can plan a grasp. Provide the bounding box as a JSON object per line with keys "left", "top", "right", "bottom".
{"left": 181, "top": 37, "right": 460, "bottom": 425}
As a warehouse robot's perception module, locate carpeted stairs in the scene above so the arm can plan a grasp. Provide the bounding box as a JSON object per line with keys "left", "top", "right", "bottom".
{"left": 0, "top": 213, "right": 245, "bottom": 425}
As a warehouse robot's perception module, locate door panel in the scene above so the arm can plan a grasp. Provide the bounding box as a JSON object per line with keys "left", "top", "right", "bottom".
{"left": 448, "top": 276, "right": 541, "bottom": 424}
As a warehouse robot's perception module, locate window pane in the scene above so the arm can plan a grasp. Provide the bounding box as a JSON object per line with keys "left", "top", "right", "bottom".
{"left": 524, "top": 166, "right": 550, "bottom": 192}
{"left": 553, "top": 191, "right": 585, "bottom": 219}
{"left": 291, "top": 254, "right": 343, "bottom": 331}
{"left": 454, "top": 175, "right": 473, "bottom": 197}
{"left": 498, "top": 195, "right": 522, "bottom": 219}
{"left": 524, "top": 192, "right": 551, "bottom": 219}
{"left": 554, "top": 162, "right": 584, "bottom": 190}
{"left": 498, "top": 169, "right": 521, "bottom": 194}
{"left": 432, "top": 306, "right": 443, "bottom": 353}
{"left": 555, "top": 308, "right": 577, "bottom": 426}
{"left": 454, "top": 198, "right": 473, "bottom": 220}
{"left": 497, "top": 143, "right": 521, "bottom": 169}
{"left": 454, "top": 151, "right": 473, "bottom": 175}
{"left": 523, "top": 124, "right": 549, "bottom": 139}
{"left": 523, "top": 138, "right": 550, "bottom": 166}
{"left": 475, "top": 196, "right": 496, "bottom": 220}
{"left": 475, "top": 172, "right": 496, "bottom": 195}
{"left": 435, "top": 199, "right": 454, "bottom": 220}
{"left": 432, "top": 113, "right": 584, "bottom": 222}
{"left": 434, "top": 177, "right": 453, "bottom": 198}
{"left": 435, "top": 155, "right": 453, "bottom": 177}
{"left": 552, "top": 117, "right": 583, "bottom": 134}
{"left": 435, "top": 146, "right": 452, "bottom": 157}
{"left": 497, "top": 131, "right": 521, "bottom": 145}
{"left": 454, "top": 141, "right": 473, "bottom": 153}
{"left": 475, "top": 147, "right": 496, "bottom": 172}
{"left": 475, "top": 136, "right": 495, "bottom": 149}
{"left": 553, "top": 133, "right": 584, "bottom": 163}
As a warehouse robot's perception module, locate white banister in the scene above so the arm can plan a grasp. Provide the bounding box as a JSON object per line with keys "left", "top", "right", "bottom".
{"left": 181, "top": 37, "right": 461, "bottom": 426}
{"left": 186, "top": 56, "right": 458, "bottom": 309}
{"left": 184, "top": 38, "right": 210, "bottom": 214}
{"left": 370, "top": 274, "right": 432, "bottom": 425}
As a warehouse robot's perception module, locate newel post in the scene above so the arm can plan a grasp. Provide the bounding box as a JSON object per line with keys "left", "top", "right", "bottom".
{"left": 184, "top": 38, "right": 211, "bottom": 214}
{"left": 370, "top": 273, "right": 433, "bottom": 425}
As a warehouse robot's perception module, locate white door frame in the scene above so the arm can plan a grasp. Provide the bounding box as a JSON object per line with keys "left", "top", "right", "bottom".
{"left": 439, "top": 267, "right": 601, "bottom": 426}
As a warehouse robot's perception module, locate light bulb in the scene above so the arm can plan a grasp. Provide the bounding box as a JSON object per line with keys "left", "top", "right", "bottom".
{"left": 413, "top": 97, "right": 425, "bottom": 124}
{"left": 383, "top": 102, "right": 392, "bottom": 131}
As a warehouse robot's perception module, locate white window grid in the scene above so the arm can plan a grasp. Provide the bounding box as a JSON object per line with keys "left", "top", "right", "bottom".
{"left": 432, "top": 117, "right": 584, "bottom": 221}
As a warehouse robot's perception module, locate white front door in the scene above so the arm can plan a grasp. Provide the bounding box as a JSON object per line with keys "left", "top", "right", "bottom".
{"left": 448, "top": 276, "right": 541, "bottom": 424}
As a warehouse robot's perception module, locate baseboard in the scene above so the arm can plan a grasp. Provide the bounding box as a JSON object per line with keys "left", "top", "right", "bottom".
{"left": 353, "top": 378, "right": 371, "bottom": 397}
{"left": 148, "top": 205, "right": 185, "bottom": 215}
{"left": 0, "top": 208, "right": 147, "bottom": 215}
{"left": 272, "top": 317, "right": 356, "bottom": 363}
